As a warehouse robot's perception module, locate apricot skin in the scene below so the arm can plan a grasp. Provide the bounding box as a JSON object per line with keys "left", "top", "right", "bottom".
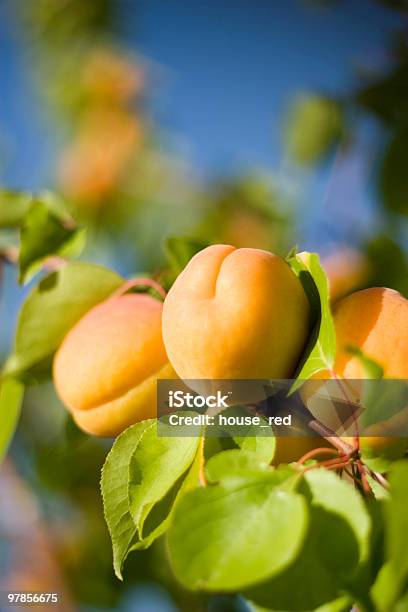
{"left": 162, "top": 245, "right": 310, "bottom": 381}
{"left": 304, "top": 288, "right": 408, "bottom": 456}
{"left": 53, "top": 293, "right": 176, "bottom": 437}
{"left": 335, "top": 287, "right": 408, "bottom": 455}
{"left": 333, "top": 287, "right": 408, "bottom": 379}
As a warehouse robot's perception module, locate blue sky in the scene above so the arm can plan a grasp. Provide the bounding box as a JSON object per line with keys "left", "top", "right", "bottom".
{"left": 130, "top": 0, "right": 398, "bottom": 177}
{"left": 0, "top": 0, "right": 399, "bottom": 188}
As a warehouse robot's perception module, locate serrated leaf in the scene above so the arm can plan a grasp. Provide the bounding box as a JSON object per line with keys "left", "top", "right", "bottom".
{"left": 168, "top": 477, "right": 308, "bottom": 591}
{"left": 288, "top": 251, "right": 336, "bottom": 392}
{"left": 101, "top": 421, "right": 154, "bottom": 579}
{"left": 0, "top": 378, "right": 24, "bottom": 465}
{"left": 19, "top": 199, "right": 86, "bottom": 284}
{"left": 131, "top": 437, "right": 202, "bottom": 551}
{"left": 128, "top": 420, "right": 201, "bottom": 532}
{"left": 102, "top": 419, "right": 201, "bottom": 578}
{"left": 4, "top": 262, "right": 123, "bottom": 382}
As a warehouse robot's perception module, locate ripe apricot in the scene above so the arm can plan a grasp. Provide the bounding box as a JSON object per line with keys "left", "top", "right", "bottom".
{"left": 332, "top": 287, "right": 408, "bottom": 379}
{"left": 303, "top": 288, "right": 408, "bottom": 457}
{"left": 334, "top": 287, "right": 408, "bottom": 456}
{"left": 53, "top": 292, "right": 176, "bottom": 436}
{"left": 162, "top": 245, "right": 310, "bottom": 381}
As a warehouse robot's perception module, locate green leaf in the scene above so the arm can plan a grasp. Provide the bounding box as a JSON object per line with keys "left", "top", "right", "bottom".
{"left": 167, "top": 477, "right": 308, "bottom": 591}
{"left": 102, "top": 419, "right": 201, "bottom": 578}
{"left": 287, "top": 251, "right": 336, "bottom": 392}
{"left": 372, "top": 461, "right": 408, "bottom": 611}
{"left": 164, "top": 236, "right": 209, "bottom": 275}
{"left": 205, "top": 450, "right": 294, "bottom": 486}
{"left": 101, "top": 421, "right": 153, "bottom": 580}
{"left": 313, "top": 598, "right": 353, "bottom": 612}
{"left": 4, "top": 261, "right": 123, "bottom": 382}
{"left": 245, "top": 506, "right": 340, "bottom": 611}
{"left": 19, "top": 199, "right": 86, "bottom": 284}
{"left": 131, "top": 437, "right": 202, "bottom": 551}
{"left": 128, "top": 420, "right": 201, "bottom": 534}
{"left": 246, "top": 470, "right": 371, "bottom": 611}
{"left": 233, "top": 409, "right": 276, "bottom": 463}
{"left": 303, "top": 469, "right": 371, "bottom": 569}
{"left": 206, "top": 449, "right": 271, "bottom": 484}
{"left": 248, "top": 596, "right": 352, "bottom": 612}
{"left": 0, "top": 190, "right": 33, "bottom": 227}
{"left": 0, "top": 379, "right": 24, "bottom": 465}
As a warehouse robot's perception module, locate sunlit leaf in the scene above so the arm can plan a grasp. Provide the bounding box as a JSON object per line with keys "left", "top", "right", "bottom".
{"left": 19, "top": 199, "right": 86, "bottom": 284}
{"left": 287, "top": 251, "right": 336, "bottom": 391}
{"left": 246, "top": 470, "right": 371, "bottom": 611}
{"left": 168, "top": 476, "right": 308, "bottom": 591}
{"left": 101, "top": 421, "right": 154, "bottom": 579}
{"left": 101, "top": 419, "right": 201, "bottom": 578}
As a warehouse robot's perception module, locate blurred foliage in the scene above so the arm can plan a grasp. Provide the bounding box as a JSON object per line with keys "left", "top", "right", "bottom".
{"left": 284, "top": 94, "right": 343, "bottom": 166}
{"left": 379, "top": 128, "right": 408, "bottom": 216}
{"left": 365, "top": 235, "right": 408, "bottom": 296}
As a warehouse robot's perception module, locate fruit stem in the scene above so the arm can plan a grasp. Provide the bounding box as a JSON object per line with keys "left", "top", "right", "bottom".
{"left": 356, "top": 459, "right": 373, "bottom": 495}
{"left": 363, "top": 465, "right": 390, "bottom": 491}
{"left": 297, "top": 447, "right": 339, "bottom": 465}
{"left": 307, "top": 418, "right": 356, "bottom": 456}
{"left": 112, "top": 277, "right": 167, "bottom": 300}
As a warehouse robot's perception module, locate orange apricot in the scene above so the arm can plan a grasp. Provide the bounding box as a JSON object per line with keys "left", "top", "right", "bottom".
{"left": 53, "top": 292, "right": 176, "bottom": 436}
{"left": 162, "top": 245, "right": 310, "bottom": 381}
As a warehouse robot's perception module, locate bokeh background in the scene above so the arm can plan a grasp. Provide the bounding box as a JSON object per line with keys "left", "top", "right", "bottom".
{"left": 0, "top": 1, "right": 407, "bottom": 610}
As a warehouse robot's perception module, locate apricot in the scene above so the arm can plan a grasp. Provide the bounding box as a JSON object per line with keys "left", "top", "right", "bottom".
{"left": 53, "top": 292, "right": 176, "bottom": 437}
{"left": 334, "top": 287, "right": 408, "bottom": 456}
{"left": 332, "top": 287, "right": 408, "bottom": 379}
{"left": 304, "top": 288, "right": 408, "bottom": 457}
{"left": 162, "top": 245, "right": 310, "bottom": 381}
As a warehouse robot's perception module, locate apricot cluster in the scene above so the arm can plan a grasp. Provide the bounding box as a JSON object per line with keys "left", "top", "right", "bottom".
{"left": 53, "top": 245, "right": 408, "bottom": 463}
